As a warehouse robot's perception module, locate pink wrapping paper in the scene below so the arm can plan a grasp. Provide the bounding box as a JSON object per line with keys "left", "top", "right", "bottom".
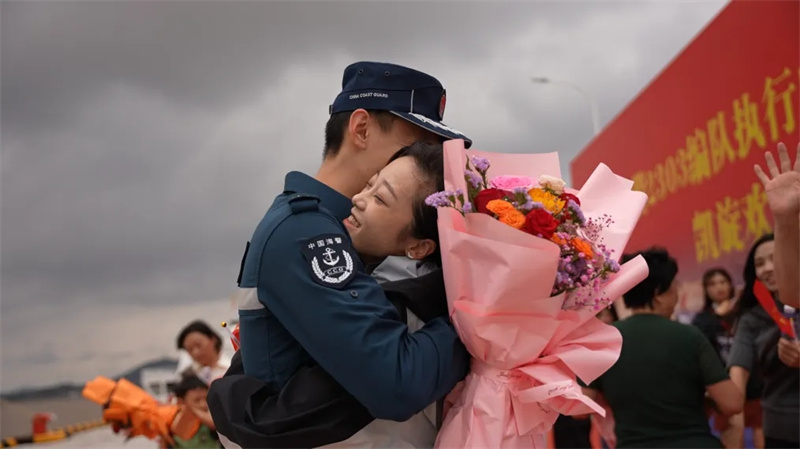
{"left": 434, "top": 140, "right": 649, "bottom": 449}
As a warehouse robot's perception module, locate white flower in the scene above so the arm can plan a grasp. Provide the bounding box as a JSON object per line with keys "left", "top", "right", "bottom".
{"left": 538, "top": 175, "right": 566, "bottom": 194}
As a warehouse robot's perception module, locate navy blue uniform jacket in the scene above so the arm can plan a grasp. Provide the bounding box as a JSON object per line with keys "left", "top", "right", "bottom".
{"left": 209, "top": 171, "right": 468, "bottom": 446}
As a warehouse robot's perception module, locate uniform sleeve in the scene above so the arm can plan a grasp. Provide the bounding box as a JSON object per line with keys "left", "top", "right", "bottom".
{"left": 694, "top": 328, "right": 729, "bottom": 386}
{"left": 727, "top": 313, "right": 758, "bottom": 374}
{"left": 260, "top": 212, "right": 470, "bottom": 422}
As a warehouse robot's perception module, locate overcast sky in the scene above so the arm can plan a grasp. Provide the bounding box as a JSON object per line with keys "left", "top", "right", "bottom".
{"left": 1, "top": 0, "right": 728, "bottom": 391}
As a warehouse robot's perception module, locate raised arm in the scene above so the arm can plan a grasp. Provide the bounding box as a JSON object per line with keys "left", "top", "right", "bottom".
{"left": 754, "top": 142, "right": 800, "bottom": 308}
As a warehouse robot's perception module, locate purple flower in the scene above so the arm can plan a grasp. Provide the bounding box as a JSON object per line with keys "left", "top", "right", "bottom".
{"left": 529, "top": 201, "right": 545, "bottom": 210}
{"left": 425, "top": 191, "right": 453, "bottom": 208}
{"left": 465, "top": 170, "right": 482, "bottom": 188}
{"left": 462, "top": 202, "right": 473, "bottom": 213}
{"left": 470, "top": 156, "right": 490, "bottom": 173}
{"left": 567, "top": 200, "right": 585, "bottom": 223}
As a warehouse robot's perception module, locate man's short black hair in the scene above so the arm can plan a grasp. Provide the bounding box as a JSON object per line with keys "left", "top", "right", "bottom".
{"left": 323, "top": 110, "right": 397, "bottom": 159}
{"left": 620, "top": 246, "right": 678, "bottom": 309}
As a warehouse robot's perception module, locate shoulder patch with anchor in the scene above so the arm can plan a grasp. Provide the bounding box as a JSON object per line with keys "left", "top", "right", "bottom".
{"left": 301, "top": 234, "right": 357, "bottom": 289}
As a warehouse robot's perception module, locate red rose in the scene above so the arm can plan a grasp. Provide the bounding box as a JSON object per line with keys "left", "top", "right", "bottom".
{"left": 560, "top": 192, "right": 581, "bottom": 206}
{"left": 475, "top": 188, "right": 512, "bottom": 214}
{"left": 523, "top": 208, "right": 559, "bottom": 239}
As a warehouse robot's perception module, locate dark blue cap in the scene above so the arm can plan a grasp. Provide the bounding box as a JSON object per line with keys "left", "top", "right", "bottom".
{"left": 329, "top": 61, "right": 472, "bottom": 148}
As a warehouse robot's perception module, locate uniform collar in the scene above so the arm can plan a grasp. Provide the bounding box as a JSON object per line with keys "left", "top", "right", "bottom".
{"left": 284, "top": 171, "right": 353, "bottom": 221}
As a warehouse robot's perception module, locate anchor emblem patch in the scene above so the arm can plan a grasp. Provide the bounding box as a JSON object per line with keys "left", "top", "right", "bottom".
{"left": 301, "top": 234, "right": 356, "bottom": 289}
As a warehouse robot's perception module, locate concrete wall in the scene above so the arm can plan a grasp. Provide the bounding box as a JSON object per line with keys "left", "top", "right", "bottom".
{"left": 1, "top": 397, "right": 101, "bottom": 439}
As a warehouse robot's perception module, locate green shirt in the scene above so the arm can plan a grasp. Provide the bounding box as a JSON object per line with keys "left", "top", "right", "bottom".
{"left": 590, "top": 314, "right": 729, "bottom": 448}
{"left": 172, "top": 424, "right": 220, "bottom": 449}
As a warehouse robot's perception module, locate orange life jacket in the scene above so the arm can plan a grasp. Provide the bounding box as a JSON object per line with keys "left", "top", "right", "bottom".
{"left": 82, "top": 376, "right": 201, "bottom": 445}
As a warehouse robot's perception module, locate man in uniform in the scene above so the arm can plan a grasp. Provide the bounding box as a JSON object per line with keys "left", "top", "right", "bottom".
{"left": 208, "top": 61, "right": 472, "bottom": 448}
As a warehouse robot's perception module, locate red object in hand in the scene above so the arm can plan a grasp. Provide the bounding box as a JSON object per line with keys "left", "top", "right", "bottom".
{"left": 754, "top": 281, "right": 797, "bottom": 338}
{"left": 231, "top": 324, "right": 240, "bottom": 351}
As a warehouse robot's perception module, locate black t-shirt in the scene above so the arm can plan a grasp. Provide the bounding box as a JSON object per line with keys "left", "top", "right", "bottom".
{"left": 692, "top": 307, "right": 734, "bottom": 364}
{"left": 728, "top": 306, "right": 800, "bottom": 443}
{"left": 590, "top": 314, "right": 728, "bottom": 448}
{"left": 693, "top": 308, "right": 765, "bottom": 400}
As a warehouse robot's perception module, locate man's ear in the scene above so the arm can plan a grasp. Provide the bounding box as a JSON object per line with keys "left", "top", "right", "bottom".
{"left": 406, "top": 239, "right": 436, "bottom": 261}
{"left": 347, "top": 109, "right": 371, "bottom": 151}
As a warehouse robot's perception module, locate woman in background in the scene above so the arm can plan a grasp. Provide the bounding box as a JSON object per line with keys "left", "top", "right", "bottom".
{"left": 728, "top": 234, "right": 800, "bottom": 448}
{"left": 176, "top": 320, "right": 231, "bottom": 385}
{"left": 693, "top": 268, "right": 736, "bottom": 362}
{"left": 692, "top": 268, "right": 765, "bottom": 448}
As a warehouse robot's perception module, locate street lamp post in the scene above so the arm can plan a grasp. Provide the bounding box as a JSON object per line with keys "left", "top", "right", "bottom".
{"left": 531, "top": 77, "right": 601, "bottom": 135}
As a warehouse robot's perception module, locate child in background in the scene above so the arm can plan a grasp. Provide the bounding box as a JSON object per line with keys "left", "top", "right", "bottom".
{"left": 171, "top": 374, "right": 221, "bottom": 448}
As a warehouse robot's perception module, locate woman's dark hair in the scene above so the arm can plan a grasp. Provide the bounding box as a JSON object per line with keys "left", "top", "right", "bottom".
{"left": 172, "top": 373, "right": 208, "bottom": 398}
{"left": 735, "top": 233, "right": 775, "bottom": 318}
{"left": 176, "top": 320, "right": 223, "bottom": 353}
{"left": 620, "top": 247, "right": 679, "bottom": 309}
{"left": 701, "top": 267, "right": 735, "bottom": 311}
{"left": 388, "top": 141, "right": 445, "bottom": 265}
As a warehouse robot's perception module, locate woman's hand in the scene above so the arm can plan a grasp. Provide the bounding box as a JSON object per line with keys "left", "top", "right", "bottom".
{"left": 754, "top": 141, "right": 800, "bottom": 309}
{"left": 754, "top": 142, "right": 800, "bottom": 218}
{"left": 778, "top": 337, "right": 800, "bottom": 368}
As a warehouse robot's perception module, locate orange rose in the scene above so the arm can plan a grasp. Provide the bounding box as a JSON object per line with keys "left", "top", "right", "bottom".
{"left": 571, "top": 237, "right": 594, "bottom": 259}
{"left": 485, "top": 199, "right": 516, "bottom": 216}
{"left": 551, "top": 234, "right": 567, "bottom": 246}
{"left": 498, "top": 209, "right": 526, "bottom": 229}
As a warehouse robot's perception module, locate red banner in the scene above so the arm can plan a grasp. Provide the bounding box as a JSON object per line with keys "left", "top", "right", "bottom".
{"left": 570, "top": 0, "right": 800, "bottom": 284}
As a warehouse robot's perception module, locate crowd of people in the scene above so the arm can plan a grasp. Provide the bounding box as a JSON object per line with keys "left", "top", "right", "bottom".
{"left": 558, "top": 233, "right": 798, "bottom": 449}
{"left": 560, "top": 144, "right": 800, "bottom": 449}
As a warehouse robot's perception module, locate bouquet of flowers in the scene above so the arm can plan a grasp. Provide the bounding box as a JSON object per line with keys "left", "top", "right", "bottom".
{"left": 428, "top": 140, "right": 649, "bottom": 448}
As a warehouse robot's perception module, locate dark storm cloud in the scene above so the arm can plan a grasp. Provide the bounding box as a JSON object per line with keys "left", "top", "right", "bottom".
{"left": 0, "top": 0, "right": 725, "bottom": 390}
